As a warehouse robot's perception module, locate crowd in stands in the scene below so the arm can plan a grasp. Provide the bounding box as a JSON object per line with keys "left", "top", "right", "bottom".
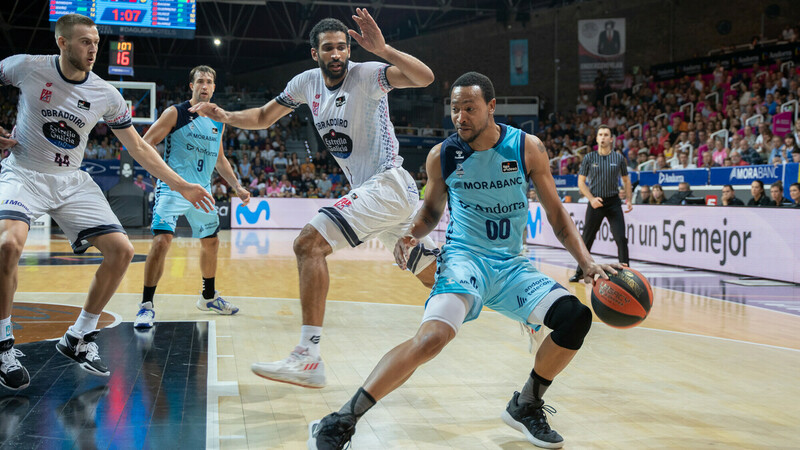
{"left": 534, "top": 38, "right": 800, "bottom": 207}
{"left": 3, "top": 35, "right": 800, "bottom": 207}
{"left": 539, "top": 61, "right": 800, "bottom": 178}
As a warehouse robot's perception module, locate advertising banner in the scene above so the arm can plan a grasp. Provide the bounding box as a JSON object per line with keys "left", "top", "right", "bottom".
{"left": 578, "top": 18, "right": 625, "bottom": 90}
{"left": 553, "top": 175, "right": 578, "bottom": 188}
{"left": 232, "top": 197, "right": 800, "bottom": 282}
{"left": 785, "top": 163, "right": 800, "bottom": 199}
{"left": 651, "top": 42, "right": 800, "bottom": 82}
{"left": 525, "top": 203, "right": 800, "bottom": 283}
{"left": 231, "top": 197, "right": 450, "bottom": 232}
{"left": 709, "top": 165, "right": 783, "bottom": 186}
{"left": 639, "top": 168, "right": 708, "bottom": 187}
{"left": 772, "top": 111, "right": 793, "bottom": 137}
{"left": 510, "top": 39, "right": 529, "bottom": 86}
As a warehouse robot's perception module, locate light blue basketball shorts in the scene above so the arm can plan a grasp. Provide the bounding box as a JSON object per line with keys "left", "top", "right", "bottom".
{"left": 151, "top": 188, "right": 219, "bottom": 238}
{"left": 428, "top": 246, "right": 570, "bottom": 328}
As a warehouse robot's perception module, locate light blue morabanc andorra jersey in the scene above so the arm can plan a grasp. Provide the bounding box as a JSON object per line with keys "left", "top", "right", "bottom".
{"left": 158, "top": 100, "right": 223, "bottom": 192}
{"left": 441, "top": 124, "right": 529, "bottom": 260}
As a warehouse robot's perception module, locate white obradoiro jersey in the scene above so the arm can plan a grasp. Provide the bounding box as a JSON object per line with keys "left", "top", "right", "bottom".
{"left": 276, "top": 61, "right": 402, "bottom": 188}
{"left": 0, "top": 54, "right": 132, "bottom": 174}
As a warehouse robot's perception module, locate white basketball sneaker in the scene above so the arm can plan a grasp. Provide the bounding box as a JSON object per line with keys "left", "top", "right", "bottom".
{"left": 251, "top": 346, "right": 326, "bottom": 388}
{"left": 196, "top": 291, "right": 239, "bottom": 315}
{"left": 134, "top": 302, "right": 155, "bottom": 329}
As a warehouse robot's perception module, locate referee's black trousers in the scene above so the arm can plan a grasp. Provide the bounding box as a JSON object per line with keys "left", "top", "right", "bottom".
{"left": 575, "top": 196, "right": 629, "bottom": 274}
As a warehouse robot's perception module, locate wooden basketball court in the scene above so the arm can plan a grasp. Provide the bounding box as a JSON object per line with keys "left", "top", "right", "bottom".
{"left": 4, "top": 228, "right": 799, "bottom": 449}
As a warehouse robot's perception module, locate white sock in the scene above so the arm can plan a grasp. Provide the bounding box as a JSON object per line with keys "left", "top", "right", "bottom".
{"left": 0, "top": 316, "right": 12, "bottom": 341}
{"left": 299, "top": 325, "right": 322, "bottom": 358}
{"left": 69, "top": 309, "right": 100, "bottom": 337}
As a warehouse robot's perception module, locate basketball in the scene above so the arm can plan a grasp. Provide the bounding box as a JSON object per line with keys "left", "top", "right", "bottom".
{"left": 590, "top": 267, "right": 653, "bottom": 328}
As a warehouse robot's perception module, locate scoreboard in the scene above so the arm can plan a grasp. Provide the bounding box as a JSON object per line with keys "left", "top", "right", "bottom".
{"left": 109, "top": 41, "right": 134, "bottom": 76}
{"left": 49, "top": 0, "right": 196, "bottom": 39}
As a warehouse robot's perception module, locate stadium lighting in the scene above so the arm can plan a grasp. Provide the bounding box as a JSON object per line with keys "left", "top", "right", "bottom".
{"left": 213, "top": 38, "right": 222, "bottom": 46}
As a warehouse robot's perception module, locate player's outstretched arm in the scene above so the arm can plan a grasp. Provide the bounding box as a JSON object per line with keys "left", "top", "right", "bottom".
{"left": 525, "top": 135, "right": 620, "bottom": 283}
{"left": 215, "top": 125, "right": 250, "bottom": 205}
{"left": 112, "top": 126, "right": 214, "bottom": 212}
{"left": 348, "top": 8, "right": 434, "bottom": 89}
{"left": 395, "top": 144, "right": 446, "bottom": 270}
{"left": 142, "top": 106, "right": 177, "bottom": 148}
{"left": 190, "top": 99, "right": 292, "bottom": 131}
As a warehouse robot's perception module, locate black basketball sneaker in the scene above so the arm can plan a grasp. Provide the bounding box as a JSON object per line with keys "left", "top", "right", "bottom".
{"left": 56, "top": 330, "right": 110, "bottom": 376}
{"left": 0, "top": 338, "right": 30, "bottom": 390}
{"left": 501, "top": 391, "right": 564, "bottom": 448}
{"left": 307, "top": 412, "right": 356, "bottom": 450}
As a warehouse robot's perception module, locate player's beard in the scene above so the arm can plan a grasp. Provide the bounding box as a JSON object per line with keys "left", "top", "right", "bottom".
{"left": 458, "top": 118, "right": 490, "bottom": 144}
{"left": 319, "top": 58, "right": 348, "bottom": 82}
{"left": 65, "top": 43, "right": 93, "bottom": 73}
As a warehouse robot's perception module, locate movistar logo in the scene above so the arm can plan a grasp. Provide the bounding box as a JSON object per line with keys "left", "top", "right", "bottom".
{"left": 236, "top": 200, "right": 270, "bottom": 224}
{"left": 527, "top": 206, "right": 542, "bottom": 239}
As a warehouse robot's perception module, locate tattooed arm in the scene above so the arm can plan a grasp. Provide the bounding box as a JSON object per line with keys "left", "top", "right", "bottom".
{"left": 525, "top": 134, "right": 617, "bottom": 280}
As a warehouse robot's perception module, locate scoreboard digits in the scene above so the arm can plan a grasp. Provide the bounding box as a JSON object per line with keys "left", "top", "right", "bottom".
{"left": 109, "top": 41, "right": 134, "bottom": 76}
{"left": 49, "top": 0, "right": 196, "bottom": 39}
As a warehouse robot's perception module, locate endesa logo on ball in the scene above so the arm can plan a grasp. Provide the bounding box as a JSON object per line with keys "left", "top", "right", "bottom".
{"left": 236, "top": 200, "right": 270, "bottom": 225}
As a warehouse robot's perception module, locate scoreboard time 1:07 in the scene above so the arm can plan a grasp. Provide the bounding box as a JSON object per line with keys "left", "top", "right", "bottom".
{"left": 100, "top": 8, "right": 145, "bottom": 24}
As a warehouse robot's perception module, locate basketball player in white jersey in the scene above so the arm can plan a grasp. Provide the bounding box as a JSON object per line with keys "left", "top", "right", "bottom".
{"left": 0, "top": 14, "right": 214, "bottom": 391}
{"left": 191, "top": 8, "right": 438, "bottom": 388}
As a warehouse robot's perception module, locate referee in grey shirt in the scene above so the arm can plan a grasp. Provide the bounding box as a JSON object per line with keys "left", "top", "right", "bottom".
{"left": 570, "top": 125, "right": 632, "bottom": 282}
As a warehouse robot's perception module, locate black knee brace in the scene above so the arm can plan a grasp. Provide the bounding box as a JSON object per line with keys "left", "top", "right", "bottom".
{"left": 543, "top": 295, "right": 592, "bottom": 350}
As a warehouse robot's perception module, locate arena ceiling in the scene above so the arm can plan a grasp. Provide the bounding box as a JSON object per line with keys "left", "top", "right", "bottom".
{"left": 1, "top": 0, "right": 578, "bottom": 73}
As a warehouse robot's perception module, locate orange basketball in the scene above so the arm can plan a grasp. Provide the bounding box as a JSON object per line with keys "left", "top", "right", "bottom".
{"left": 590, "top": 267, "right": 653, "bottom": 328}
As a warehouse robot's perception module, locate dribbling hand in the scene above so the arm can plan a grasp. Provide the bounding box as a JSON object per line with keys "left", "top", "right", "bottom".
{"left": 189, "top": 102, "right": 230, "bottom": 123}
{"left": 581, "top": 261, "right": 624, "bottom": 285}
{"left": 178, "top": 183, "right": 215, "bottom": 212}
{"left": 394, "top": 235, "right": 418, "bottom": 271}
{"left": 0, "top": 126, "right": 18, "bottom": 150}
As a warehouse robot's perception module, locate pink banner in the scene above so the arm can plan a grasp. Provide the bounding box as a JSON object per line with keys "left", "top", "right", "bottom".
{"left": 772, "top": 111, "right": 793, "bottom": 137}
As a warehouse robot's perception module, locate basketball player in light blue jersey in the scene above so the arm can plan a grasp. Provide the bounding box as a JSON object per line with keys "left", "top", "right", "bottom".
{"left": 134, "top": 66, "right": 250, "bottom": 329}
{"left": 308, "top": 72, "right": 622, "bottom": 449}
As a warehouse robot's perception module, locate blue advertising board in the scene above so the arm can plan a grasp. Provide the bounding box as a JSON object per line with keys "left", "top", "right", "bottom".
{"left": 81, "top": 159, "right": 151, "bottom": 191}
{"left": 783, "top": 163, "right": 799, "bottom": 200}
{"left": 709, "top": 165, "right": 783, "bottom": 186}
{"left": 553, "top": 175, "right": 578, "bottom": 188}
{"left": 639, "top": 168, "right": 708, "bottom": 187}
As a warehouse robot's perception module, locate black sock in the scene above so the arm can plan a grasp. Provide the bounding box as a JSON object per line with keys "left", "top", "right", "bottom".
{"left": 338, "top": 387, "right": 376, "bottom": 421}
{"left": 202, "top": 277, "right": 216, "bottom": 299}
{"left": 519, "top": 369, "right": 552, "bottom": 405}
{"left": 143, "top": 286, "right": 157, "bottom": 306}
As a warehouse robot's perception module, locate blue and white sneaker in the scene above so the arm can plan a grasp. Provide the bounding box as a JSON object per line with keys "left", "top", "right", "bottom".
{"left": 196, "top": 291, "right": 239, "bottom": 315}
{"left": 134, "top": 301, "right": 155, "bottom": 329}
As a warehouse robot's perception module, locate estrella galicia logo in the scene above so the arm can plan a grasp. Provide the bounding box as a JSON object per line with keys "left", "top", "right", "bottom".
{"left": 236, "top": 200, "right": 270, "bottom": 225}
{"left": 322, "top": 129, "right": 353, "bottom": 158}
{"left": 43, "top": 121, "right": 79, "bottom": 149}
{"left": 527, "top": 206, "right": 542, "bottom": 239}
